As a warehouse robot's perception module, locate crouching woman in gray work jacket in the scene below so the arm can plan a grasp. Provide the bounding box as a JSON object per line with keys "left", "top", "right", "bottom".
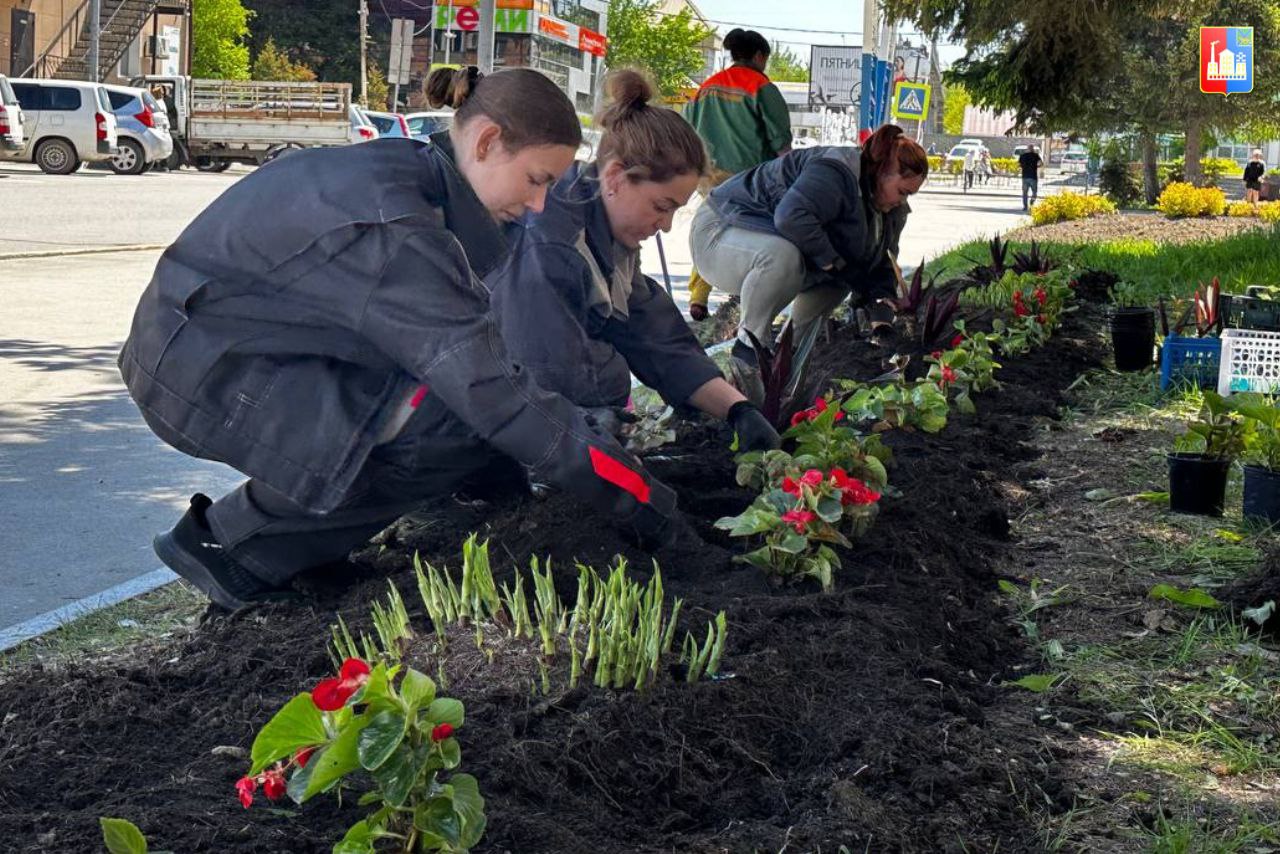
{"left": 689, "top": 124, "right": 929, "bottom": 362}
{"left": 117, "top": 67, "right": 681, "bottom": 611}
{"left": 487, "top": 70, "right": 779, "bottom": 453}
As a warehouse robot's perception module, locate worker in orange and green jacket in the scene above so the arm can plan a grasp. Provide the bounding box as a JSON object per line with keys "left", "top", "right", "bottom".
{"left": 684, "top": 28, "right": 793, "bottom": 320}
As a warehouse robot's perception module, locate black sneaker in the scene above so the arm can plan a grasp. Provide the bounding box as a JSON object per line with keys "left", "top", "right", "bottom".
{"left": 153, "top": 494, "right": 298, "bottom": 610}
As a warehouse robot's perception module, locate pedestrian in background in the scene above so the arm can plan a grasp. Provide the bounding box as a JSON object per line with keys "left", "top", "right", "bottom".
{"left": 1243, "top": 149, "right": 1266, "bottom": 207}
{"left": 1019, "top": 144, "right": 1044, "bottom": 211}
{"left": 963, "top": 147, "right": 976, "bottom": 191}
{"left": 120, "top": 67, "right": 681, "bottom": 610}
{"left": 978, "top": 148, "right": 993, "bottom": 185}
{"left": 689, "top": 125, "right": 927, "bottom": 363}
{"left": 487, "top": 69, "right": 778, "bottom": 452}
{"left": 683, "top": 28, "right": 792, "bottom": 322}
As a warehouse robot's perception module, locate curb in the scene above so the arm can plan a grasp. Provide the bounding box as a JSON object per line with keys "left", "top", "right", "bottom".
{"left": 0, "top": 568, "right": 179, "bottom": 652}
{"left": 0, "top": 244, "right": 167, "bottom": 261}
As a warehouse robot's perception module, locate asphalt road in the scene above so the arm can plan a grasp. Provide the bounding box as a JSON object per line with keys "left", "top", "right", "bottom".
{"left": 0, "top": 157, "right": 1035, "bottom": 645}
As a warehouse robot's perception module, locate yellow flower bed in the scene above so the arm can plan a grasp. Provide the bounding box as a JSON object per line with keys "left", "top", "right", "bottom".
{"left": 1156, "top": 182, "right": 1227, "bottom": 218}
{"left": 1261, "top": 203, "right": 1280, "bottom": 223}
{"left": 1029, "top": 191, "right": 1117, "bottom": 225}
{"left": 1228, "top": 200, "right": 1258, "bottom": 217}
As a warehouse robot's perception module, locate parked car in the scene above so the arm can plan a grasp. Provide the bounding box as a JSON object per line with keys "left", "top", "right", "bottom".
{"left": 0, "top": 74, "right": 27, "bottom": 153}
{"left": 1060, "top": 150, "right": 1088, "bottom": 172}
{"left": 944, "top": 142, "right": 987, "bottom": 167}
{"left": 349, "top": 105, "right": 379, "bottom": 144}
{"left": 0, "top": 78, "right": 117, "bottom": 174}
{"left": 102, "top": 84, "right": 173, "bottom": 175}
{"left": 364, "top": 110, "right": 411, "bottom": 139}
{"left": 404, "top": 110, "right": 454, "bottom": 142}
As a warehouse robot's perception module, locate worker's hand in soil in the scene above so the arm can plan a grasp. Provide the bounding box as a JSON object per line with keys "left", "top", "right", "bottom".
{"left": 582, "top": 406, "right": 639, "bottom": 439}
{"left": 726, "top": 401, "right": 780, "bottom": 452}
{"left": 620, "top": 475, "right": 681, "bottom": 551}
{"left": 689, "top": 303, "right": 709, "bottom": 321}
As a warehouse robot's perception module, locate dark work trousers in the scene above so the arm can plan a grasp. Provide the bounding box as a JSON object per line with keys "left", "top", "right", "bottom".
{"left": 204, "top": 392, "right": 520, "bottom": 586}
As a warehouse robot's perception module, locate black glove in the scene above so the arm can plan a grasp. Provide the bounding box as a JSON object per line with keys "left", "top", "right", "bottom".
{"left": 727, "top": 400, "right": 781, "bottom": 452}
{"left": 689, "top": 303, "right": 709, "bottom": 321}
{"left": 581, "top": 406, "right": 639, "bottom": 439}
{"left": 618, "top": 475, "right": 681, "bottom": 551}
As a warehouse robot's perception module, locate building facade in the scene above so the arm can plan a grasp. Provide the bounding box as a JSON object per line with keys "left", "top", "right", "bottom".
{"left": 1, "top": 0, "right": 188, "bottom": 82}
{"left": 428, "top": 0, "right": 607, "bottom": 113}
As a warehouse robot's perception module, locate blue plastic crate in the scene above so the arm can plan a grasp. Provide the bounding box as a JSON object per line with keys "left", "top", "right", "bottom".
{"left": 1160, "top": 335, "right": 1222, "bottom": 390}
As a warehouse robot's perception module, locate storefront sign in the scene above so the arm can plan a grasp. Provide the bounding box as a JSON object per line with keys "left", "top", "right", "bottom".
{"left": 534, "top": 13, "right": 607, "bottom": 57}
{"left": 435, "top": 0, "right": 534, "bottom": 33}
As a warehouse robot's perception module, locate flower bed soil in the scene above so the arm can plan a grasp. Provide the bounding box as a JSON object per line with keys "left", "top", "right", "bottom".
{"left": 1007, "top": 211, "right": 1271, "bottom": 246}
{"left": 0, "top": 302, "right": 1107, "bottom": 853}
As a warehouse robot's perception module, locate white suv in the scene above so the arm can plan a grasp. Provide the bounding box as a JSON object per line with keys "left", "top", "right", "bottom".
{"left": 1, "top": 79, "right": 118, "bottom": 174}
{"left": 0, "top": 74, "right": 26, "bottom": 153}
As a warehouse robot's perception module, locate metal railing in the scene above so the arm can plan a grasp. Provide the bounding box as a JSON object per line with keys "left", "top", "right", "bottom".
{"left": 18, "top": 0, "right": 92, "bottom": 78}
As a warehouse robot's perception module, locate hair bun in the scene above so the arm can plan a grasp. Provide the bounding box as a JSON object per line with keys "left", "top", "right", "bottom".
{"left": 601, "top": 69, "right": 653, "bottom": 128}
{"left": 425, "top": 65, "right": 483, "bottom": 109}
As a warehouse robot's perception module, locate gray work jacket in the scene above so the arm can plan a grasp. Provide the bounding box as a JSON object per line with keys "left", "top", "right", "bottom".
{"left": 119, "top": 135, "right": 666, "bottom": 516}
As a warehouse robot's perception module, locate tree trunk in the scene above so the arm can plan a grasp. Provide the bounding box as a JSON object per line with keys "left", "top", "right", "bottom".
{"left": 1184, "top": 114, "right": 1204, "bottom": 187}
{"left": 929, "top": 34, "right": 944, "bottom": 135}
{"left": 1141, "top": 129, "right": 1160, "bottom": 205}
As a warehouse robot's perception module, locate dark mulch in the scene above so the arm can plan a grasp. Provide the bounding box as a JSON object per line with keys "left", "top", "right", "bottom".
{"left": 0, "top": 302, "right": 1109, "bottom": 853}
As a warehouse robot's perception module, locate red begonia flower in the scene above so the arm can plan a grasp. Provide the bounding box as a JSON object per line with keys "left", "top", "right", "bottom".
{"left": 791, "top": 410, "right": 809, "bottom": 427}
{"left": 782, "top": 477, "right": 800, "bottom": 496}
{"left": 781, "top": 509, "right": 816, "bottom": 533}
{"left": 951, "top": 334, "right": 964, "bottom": 348}
{"left": 262, "top": 768, "right": 287, "bottom": 802}
{"left": 1034, "top": 288, "right": 1048, "bottom": 306}
{"left": 1012, "top": 290, "right": 1023, "bottom": 302}
{"left": 431, "top": 723, "right": 455, "bottom": 742}
{"left": 930, "top": 350, "right": 943, "bottom": 361}
{"left": 843, "top": 480, "right": 882, "bottom": 505}
{"left": 800, "top": 469, "right": 824, "bottom": 488}
{"left": 235, "top": 775, "right": 256, "bottom": 809}
{"left": 1014, "top": 302, "right": 1031, "bottom": 318}
{"left": 829, "top": 468, "right": 851, "bottom": 489}
{"left": 311, "top": 658, "right": 371, "bottom": 712}
{"left": 1037, "top": 313, "right": 1048, "bottom": 325}
{"left": 293, "top": 747, "right": 316, "bottom": 768}
{"left": 941, "top": 366, "right": 957, "bottom": 385}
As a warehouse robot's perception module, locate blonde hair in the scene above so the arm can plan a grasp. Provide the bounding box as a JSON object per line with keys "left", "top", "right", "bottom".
{"left": 595, "top": 69, "right": 708, "bottom": 183}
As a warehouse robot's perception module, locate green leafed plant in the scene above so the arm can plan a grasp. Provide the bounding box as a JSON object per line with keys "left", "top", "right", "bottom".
{"left": 1148, "top": 584, "right": 1222, "bottom": 609}
{"left": 716, "top": 463, "right": 883, "bottom": 591}
{"left": 840, "top": 380, "right": 951, "bottom": 434}
{"left": 1230, "top": 394, "right": 1280, "bottom": 471}
{"left": 237, "top": 659, "right": 485, "bottom": 853}
{"left": 1175, "top": 391, "right": 1250, "bottom": 461}
{"left": 100, "top": 818, "right": 171, "bottom": 854}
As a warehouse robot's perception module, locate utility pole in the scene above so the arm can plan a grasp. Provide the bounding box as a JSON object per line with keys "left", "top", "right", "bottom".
{"left": 359, "top": 0, "right": 369, "bottom": 106}
{"left": 88, "top": 0, "right": 101, "bottom": 82}
{"left": 477, "top": 0, "right": 496, "bottom": 73}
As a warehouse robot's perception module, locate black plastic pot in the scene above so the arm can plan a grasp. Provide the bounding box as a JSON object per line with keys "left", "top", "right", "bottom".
{"left": 1243, "top": 465, "right": 1280, "bottom": 525}
{"left": 1110, "top": 307, "right": 1156, "bottom": 372}
{"left": 1168, "top": 453, "right": 1231, "bottom": 517}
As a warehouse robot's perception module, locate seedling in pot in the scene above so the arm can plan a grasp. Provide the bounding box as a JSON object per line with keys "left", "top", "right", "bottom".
{"left": 1193, "top": 277, "right": 1222, "bottom": 337}
{"left": 1175, "top": 391, "right": 1248, "bottom": 461}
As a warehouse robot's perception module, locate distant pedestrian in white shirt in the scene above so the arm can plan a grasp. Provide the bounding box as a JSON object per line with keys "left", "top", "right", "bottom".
{"left": 963, "top": 148, "right": 977, "bottom": 191}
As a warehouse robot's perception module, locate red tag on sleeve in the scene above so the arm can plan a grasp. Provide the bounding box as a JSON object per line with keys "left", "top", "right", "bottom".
{"left": 588, "top": 446, "right": 650, "bottom": 504}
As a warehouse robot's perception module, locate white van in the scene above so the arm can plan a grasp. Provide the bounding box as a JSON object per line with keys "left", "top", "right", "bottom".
{"left": 0, "top": 74, "right": 26, "bottom": 153}
{"left": 0, "top": 79, "right": 118, "bottom": 174}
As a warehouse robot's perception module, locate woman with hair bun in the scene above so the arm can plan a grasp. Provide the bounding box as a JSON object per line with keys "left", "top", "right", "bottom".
{"left": 683, "top": 27, "right": 793, "bottom": 321}
{"left": 121, "top": 66, "right": 683, "bottom": 611}
{"left": 689, "top": 124, "right": 928, "bottom": 365}
{"left": 487, "top": 69, "right": 779, "bottom": 453}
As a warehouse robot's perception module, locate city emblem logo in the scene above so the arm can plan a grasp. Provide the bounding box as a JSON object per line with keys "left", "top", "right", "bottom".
{"left": 1200, "top": 26, "right": 1254, "bottom": 95}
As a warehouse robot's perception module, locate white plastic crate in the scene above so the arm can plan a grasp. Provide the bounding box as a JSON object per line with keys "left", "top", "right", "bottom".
{"left": 1217, "top": 328, "right": 1280, "bottom": 395}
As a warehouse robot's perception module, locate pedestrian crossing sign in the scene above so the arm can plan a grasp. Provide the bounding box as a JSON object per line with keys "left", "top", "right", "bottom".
{"left": 891, "top": 82, "right": 930, "bottom": 120}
